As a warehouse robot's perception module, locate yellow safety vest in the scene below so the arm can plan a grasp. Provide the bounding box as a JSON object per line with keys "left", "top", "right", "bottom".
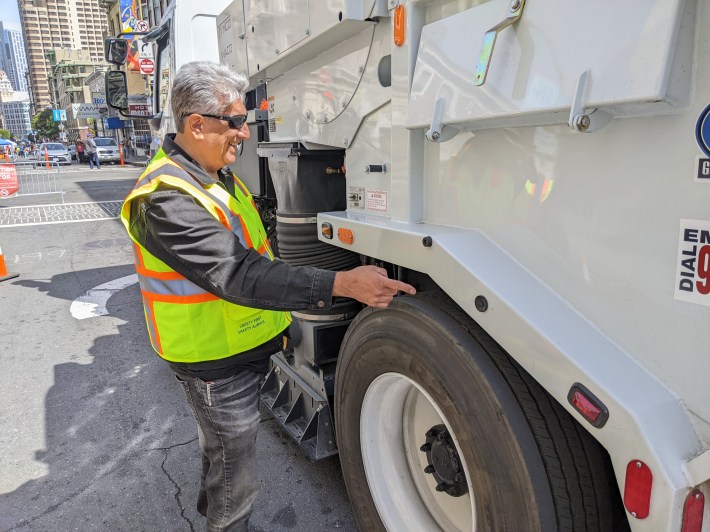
{"left": 120, "top": 148, "right": 291, "bottom": 363}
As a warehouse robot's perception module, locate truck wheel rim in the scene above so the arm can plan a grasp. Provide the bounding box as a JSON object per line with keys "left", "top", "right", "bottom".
{"left": 361, "top": 372, "right": 475, "bottom": 531}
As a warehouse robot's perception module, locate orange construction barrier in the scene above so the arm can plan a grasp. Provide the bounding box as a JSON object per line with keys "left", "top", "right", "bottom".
{"left": 44, "top": 145, "right": 50, "bottom": 170}
{"left": 0, "top": 246, "right": 19, "bottom": 282}
{"left": 119, "top": 143, "right": 124, "bottom": 167}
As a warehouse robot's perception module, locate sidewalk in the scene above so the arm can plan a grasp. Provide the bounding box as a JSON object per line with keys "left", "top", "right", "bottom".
{"left": 123, "top": 155, "right": 150, "bottom": 167}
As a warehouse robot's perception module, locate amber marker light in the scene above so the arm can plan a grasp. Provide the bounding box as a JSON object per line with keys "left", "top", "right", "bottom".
{"left": 337, "top": 228, "right": 354, "bottom": 244}
{"left": 321, "top": 222, "right": 333, "bottom": 239}
{"left": 394, "top": 5, "right": 405, "bottom": 47}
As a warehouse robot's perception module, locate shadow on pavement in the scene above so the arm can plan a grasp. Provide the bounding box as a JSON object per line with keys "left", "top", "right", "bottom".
{"left": 0, "top": 268, "right": 203, "bottom": 531}
{"left": 1, "top": 266, "right": 357, "bottom": 532}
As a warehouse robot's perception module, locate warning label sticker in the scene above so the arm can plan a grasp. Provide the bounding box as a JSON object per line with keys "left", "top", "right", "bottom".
{"left": 674, "top": 219, "right": 710, "bottom": 306}
{"left": 365, "top": 189, "right": 388, "bottom": 214}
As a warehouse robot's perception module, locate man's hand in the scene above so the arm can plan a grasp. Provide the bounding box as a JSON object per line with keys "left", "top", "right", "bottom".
{"left": 332, "top": 265, "right": 416, "bottom": 308}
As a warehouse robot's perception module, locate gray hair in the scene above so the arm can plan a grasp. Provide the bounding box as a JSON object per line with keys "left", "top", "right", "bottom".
{"left": 171, "top": 61, "right": 249, "bottom": 133}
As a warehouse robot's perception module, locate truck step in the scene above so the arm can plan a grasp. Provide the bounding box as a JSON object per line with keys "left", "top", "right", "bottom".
{"left": 260, "top": 352, "right": 338, "bottom": 461}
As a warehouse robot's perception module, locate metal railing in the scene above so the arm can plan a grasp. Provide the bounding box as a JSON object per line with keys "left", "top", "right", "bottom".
{"left": 0, "top": 160, "right": 65, "bottom": 204}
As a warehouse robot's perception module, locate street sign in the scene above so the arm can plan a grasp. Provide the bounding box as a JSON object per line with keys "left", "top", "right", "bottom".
{"left": 139, "top": 58, "right": 155, "bottom": 75}
{"left": 137, "top": 39, "right": 154, "bottom": 59}
{"left": 72, "top": 103, "right": 102, "bottom": 119}
{"left": 135, "top": 20, "right": 149, "bottom": 32}
{"left": 52, "top": 109, "right": 67, "bottom": 122}
{"left": 128, "top": 103, "right": 152, "bottom": 117}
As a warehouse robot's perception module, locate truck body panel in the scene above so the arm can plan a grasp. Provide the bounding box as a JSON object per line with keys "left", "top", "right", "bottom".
{"left": 134, "top": 0, "right": 710, "bottom": 528}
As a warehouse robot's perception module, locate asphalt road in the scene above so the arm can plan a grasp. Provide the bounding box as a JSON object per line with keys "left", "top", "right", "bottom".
{"left": 0, "top": 162, "right": 357, "bottom": 531}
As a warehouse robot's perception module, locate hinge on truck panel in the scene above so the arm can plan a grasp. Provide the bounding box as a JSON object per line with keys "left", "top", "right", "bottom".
{"left": 426, "top": 98, "right": 460, "bottom": 143}
{"left": 568, "top": 70, "right": 613, "bottom": 133}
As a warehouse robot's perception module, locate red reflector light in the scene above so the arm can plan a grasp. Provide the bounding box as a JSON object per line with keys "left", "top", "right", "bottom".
{"left": 623, "top": 460, "right": 652, "bottom": 519}
{"left": 572, "top": 391, "right": 600, "bottom": 421}
{"left": 567, "top": 383, "right": 609, "bottom": 428}
{"left": 682, "top": 489, "right": 705, "bottom": 532}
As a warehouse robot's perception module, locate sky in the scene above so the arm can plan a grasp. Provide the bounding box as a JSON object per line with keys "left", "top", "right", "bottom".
{"left": 0, "top": 0, "right": 21, "bottom": 25}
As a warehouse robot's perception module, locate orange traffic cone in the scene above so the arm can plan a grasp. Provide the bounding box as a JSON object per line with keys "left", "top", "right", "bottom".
{"left": 0, "top": 246, "right": 18, "bottom": 282}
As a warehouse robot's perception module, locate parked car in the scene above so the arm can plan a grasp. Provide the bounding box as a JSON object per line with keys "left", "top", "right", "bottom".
{"left": 67, "top": 144, "right": 76, "bottom": 161}
{"left": 93, "top": 137, "right": 121, "bottom": 163}
{"left": 34, "top": 143, "right": 71, "bottom": 166}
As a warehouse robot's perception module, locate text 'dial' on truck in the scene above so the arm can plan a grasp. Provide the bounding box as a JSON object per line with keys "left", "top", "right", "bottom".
{"left": 105, "top": 1, "right": 710, "bottom": 530}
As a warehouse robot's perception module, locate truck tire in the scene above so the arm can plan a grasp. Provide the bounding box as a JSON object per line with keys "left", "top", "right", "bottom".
{"left": 334, "top": 294, "right": 624, "bottom": 532}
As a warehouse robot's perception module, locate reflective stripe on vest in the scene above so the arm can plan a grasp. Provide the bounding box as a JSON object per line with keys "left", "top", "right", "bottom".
{"left": 121, "top": 149, "right": 290, "bottom": 363}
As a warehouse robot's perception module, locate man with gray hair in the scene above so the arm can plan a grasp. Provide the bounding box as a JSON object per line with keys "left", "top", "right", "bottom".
{"left": 120, "top": 61, "right": 415, "bottom": 531}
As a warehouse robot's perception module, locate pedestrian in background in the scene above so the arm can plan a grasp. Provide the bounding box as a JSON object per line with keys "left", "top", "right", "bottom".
{"left": 85, "top": 135, "right": 100, "bottom": 170}
{"left": 120, "top": 61, "right": 416, "bottom": 532}
{"left": 76, "top": 140, "right": 85, "bottom": 163}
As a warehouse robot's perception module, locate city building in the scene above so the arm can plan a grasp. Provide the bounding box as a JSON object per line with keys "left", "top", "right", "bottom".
{"left": 0, "top": 70, "right": 31, "bottom": 139}
{"left": 18, "top": 0, "right": 109, "bottom": 113}
{"left": 0, "top": 22, "right": 29, "bottom": 93}
{"left": 2, "top": 99, "right": 32, "bottom": 140}
{"left": 99, "top": 0, "right": 170, "bottom": 34}
{"left": 98, "top": 0, "right": 164, "bottom": 153}
{"left": 46, "top": 48, "right": 108, "bottom": 142}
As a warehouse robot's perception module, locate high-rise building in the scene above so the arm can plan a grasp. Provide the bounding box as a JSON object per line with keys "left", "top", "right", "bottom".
{"left": 0, "top": 22, "right": 29, "bottom": 93}
{"left": 18, "top": 0, "right": 109, "bottom": 112}
{"left": 0, "top": 70, "right": 31, "bottom": 138}
{"left": 47, "top": 48, "right": 107, "bottom": 141}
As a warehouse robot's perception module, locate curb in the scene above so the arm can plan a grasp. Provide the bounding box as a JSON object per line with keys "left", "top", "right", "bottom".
{"left": 124, "top": 159, "right": 149, "bottom": 167}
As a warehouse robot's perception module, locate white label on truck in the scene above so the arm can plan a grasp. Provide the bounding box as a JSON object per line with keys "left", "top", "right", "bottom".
{"left": 674, "top": 219, "right": 710, "bottom": 306}
{"left": 349, "top": 186, "right": 364, "bottom": 210}
{"left": 365, "top": 189, "right": 388, "bottom": 214}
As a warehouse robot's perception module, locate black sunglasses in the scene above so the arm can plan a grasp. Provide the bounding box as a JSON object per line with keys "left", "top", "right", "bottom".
{"left": 184, "top": 113, "right": 248, "bottom": 129}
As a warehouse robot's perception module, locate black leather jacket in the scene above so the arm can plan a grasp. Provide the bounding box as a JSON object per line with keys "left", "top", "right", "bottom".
{"left": 126, "top": 135, "right": 337, "bottom": 378}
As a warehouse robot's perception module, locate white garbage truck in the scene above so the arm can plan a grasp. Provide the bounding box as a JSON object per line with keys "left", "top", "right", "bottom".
{"left": 105, "top": 1, "right": 710, "bottom": 530}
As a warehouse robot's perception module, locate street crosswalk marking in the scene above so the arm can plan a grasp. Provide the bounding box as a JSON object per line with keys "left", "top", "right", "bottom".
{"left": 0, "top": 201, "right": 123, "bottom": 227}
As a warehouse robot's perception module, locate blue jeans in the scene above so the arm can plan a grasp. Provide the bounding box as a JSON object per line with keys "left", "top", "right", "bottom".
{"left": 175, "top": 370, "right": 262, "bottom": 532}
{"left": 89, "top": 152, "right": 100, "bottom": 169}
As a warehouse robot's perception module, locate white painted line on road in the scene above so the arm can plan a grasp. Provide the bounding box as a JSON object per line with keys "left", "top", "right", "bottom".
{"left": 0, "top": 201, "right": 124, "bottom": 227}
{"left": 70, "top": 274, "right": 138, "bottom": 319}
{"left": 2, "top": 199, "right": 125, "bottom": 209}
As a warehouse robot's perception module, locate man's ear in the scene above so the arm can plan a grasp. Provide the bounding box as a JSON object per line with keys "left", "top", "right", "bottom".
{"left": 186, "top": 114, "right": 205, "bottom": 139}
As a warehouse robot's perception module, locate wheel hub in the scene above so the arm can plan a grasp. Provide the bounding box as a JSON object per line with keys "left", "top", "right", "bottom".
{"left": 420, "top": 424, "right": 468, "bottom": 497}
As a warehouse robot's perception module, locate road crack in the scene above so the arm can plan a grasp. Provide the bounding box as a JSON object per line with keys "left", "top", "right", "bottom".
{"left": 148, "top": 438, "right": 199, "bottom": 532}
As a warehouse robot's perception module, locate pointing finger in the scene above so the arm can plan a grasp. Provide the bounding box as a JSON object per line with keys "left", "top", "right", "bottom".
{"left": 390, "top": 280, "right": 416, "bottom": 295}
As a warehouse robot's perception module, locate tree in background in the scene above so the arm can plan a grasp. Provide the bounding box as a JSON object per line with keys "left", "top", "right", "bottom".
{"left": 31, "top": 109, "right": 60, "bottom": 141}
{"left": 0, "top": 129, "right": 11, "bottom": 139}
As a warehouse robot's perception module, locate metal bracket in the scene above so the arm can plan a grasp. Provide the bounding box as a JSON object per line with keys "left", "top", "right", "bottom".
{"left": 474, "top": 0, "right": 526, "bottom": 86}
{"left": 568, "top": 70, "right": 613, "bottom": 133}
{"left": 426, "top": 98, "right": 460, "bottom": 143}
